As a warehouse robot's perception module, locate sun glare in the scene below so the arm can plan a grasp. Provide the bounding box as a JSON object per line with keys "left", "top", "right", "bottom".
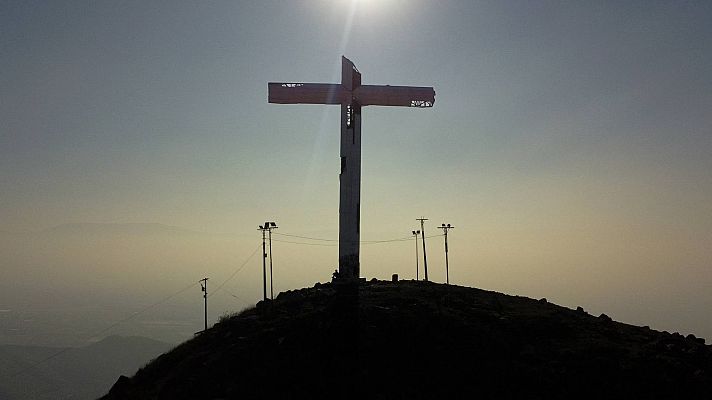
{"left": 350, "top": 0, "right": 397, "bottom": 16}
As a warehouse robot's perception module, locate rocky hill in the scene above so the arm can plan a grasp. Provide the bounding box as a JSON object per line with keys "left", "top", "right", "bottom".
{"left": 102, "top": 280, "right": 712, "bottom": 399}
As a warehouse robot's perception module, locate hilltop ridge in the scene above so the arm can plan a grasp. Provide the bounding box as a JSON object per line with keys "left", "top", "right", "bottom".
{"left": 103, "top": 280, "right": 712, "bottom": 399}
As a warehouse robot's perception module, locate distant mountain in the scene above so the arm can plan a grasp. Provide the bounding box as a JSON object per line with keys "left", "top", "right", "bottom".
{"left": 101, "top": 280, "right": 712, "bottom": 400}
{"left": 0, "top": 335, "right": 172, "bottom": 400}
{"left": 42, "top": 223, "right": 199, "bottom": 237}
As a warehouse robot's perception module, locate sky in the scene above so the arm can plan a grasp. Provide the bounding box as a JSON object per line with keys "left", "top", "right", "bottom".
{"left": 1, "top": 1, "right": 711, "bottom": 346}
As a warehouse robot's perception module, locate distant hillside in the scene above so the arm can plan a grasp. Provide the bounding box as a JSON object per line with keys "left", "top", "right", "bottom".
{"left": 102, "top": 280, "right": 712, "bottom": 399}
{"left": 0, "top": 335, "right": 172, "bottom": 400}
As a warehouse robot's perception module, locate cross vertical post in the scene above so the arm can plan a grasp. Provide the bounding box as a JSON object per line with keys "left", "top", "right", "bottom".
{"left": 338, "top": 58, "right": 362, "bottom": 280}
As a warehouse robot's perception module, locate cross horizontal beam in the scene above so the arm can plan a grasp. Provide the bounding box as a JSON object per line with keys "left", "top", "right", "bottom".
{"left": 268, "top": 83, "right": 435, "bottom": 108}
{"left": 268, "top": 83, "right": 345, "bottom": 105}
{"left": 357, "top": 85, "right": 435, "bottom": 107}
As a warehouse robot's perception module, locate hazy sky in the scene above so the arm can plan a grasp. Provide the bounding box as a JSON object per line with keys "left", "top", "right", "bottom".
{"left": 1, "top": 1, "right": 711, "bottom": 345}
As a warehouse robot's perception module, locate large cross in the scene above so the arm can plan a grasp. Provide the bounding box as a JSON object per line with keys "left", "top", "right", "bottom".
{"left": 268, "top": 56, "right": 435, "bottom": 280}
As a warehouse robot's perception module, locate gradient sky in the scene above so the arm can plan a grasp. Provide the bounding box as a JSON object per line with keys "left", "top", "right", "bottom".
{"left": 1, "top": 1, "right": 711, "bottom": 345}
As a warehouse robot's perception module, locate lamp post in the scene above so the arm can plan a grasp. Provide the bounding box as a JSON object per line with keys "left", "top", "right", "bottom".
{"left": 412, "top": 230, "right": 420, "bottom": 280}
{"left": 258, "top": 224, "right": 268, "bottom": 301}
{"left": 259, "top": 221, "right": 278, "bottom": 300}
{"left": 199, "top": 278, "right": 209, "bottom": 331}
{"left": 417, "top": 217, "right": 429, "bottom": 281}
{"left": 267, "top": 221, "right": 278, "bottom": 300}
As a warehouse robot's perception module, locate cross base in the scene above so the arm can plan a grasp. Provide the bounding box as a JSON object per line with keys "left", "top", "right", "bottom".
{"left": 338, "top": 254, "right": 360, "bottom": 281}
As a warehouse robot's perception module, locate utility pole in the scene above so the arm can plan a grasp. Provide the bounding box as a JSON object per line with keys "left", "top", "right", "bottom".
{"left": 258, "top": 224, "right": 268, "bottom": 301}
{"left": 266, "top": 221, "right": 278, "bottom": 300}
{"left": 417, "top": 217, "right": 429, "bottom": 281}
{"left": 437, "top": 224, "right": 454, "bottom": 284}
{"left": 412, "top": 230, "right": 420, "bottom": 280}
{"left": 199, "top": 277, "right": 209, "bottom": 331}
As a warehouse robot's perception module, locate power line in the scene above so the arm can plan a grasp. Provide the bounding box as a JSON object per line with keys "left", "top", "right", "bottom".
{"left": 271, "top": 238, "right": 337, "bottom": 246}
{"left": 362, "top": 236, "right": 417, "bottom": 244}
{"left": 273, "top": 231, "right": 438, "bottom": 244}
{"left": 273, "top": 232, "right": 412, "bottom": 243}
{"left": 270, "top": 235, "right": 442, "bottom": 247}
{"left": 209, "top": 242, "right": 262, "bottom": 298}
{"left": 219, "top": 287, "right": 245, "bottom": 302}
{"left": 273, "top": 232, "right": 338, "bottom": 242}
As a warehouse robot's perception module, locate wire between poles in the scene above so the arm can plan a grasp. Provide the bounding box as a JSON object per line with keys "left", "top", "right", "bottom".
{"left": 209, "top": 242, "right": 262, "bottom": 298}
{"left": 271, "top": 238, "right": 337, "bottom": 246}
{"left": 273, "top": 232, "right": 441, "bottom": 245}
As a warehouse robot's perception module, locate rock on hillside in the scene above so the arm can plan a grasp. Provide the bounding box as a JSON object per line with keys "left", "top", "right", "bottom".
{"left": 102, "top": 280, "right": 712, "bottom": 399}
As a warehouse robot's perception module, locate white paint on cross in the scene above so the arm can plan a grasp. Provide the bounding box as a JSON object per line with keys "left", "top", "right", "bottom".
{"left": 268, "top": 56, "right": 435, "bottom": 280}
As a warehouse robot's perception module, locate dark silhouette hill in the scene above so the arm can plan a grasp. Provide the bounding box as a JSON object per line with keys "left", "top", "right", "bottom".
{"left": 102, "top": 280, "right": 712, "bottom": 399}
{"left": 0, "top": 335, "right": 172, "bottom": 400}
